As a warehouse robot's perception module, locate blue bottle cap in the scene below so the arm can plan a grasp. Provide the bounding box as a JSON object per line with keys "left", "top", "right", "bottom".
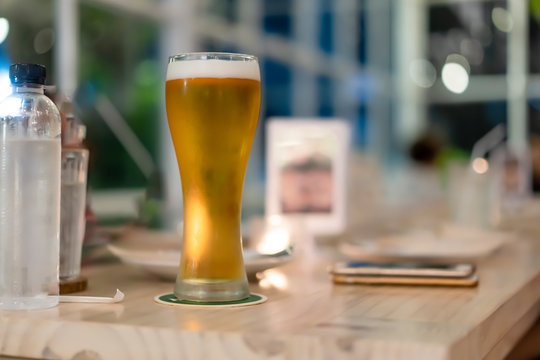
{"left": 9, "top": 64, "right": 46, "bottom": 85}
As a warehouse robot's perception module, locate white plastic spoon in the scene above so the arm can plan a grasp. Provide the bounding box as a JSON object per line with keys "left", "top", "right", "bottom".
{"left": 56, "top": 289, "right": 125, "bottom": 303}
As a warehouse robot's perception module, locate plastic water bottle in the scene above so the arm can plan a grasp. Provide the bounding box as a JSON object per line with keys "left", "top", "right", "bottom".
{"left": 0, "top": 64, "right": 61, "bottom": 309}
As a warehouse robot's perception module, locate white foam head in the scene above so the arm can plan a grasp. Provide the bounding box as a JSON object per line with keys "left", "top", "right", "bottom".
{"left": 166, "top": 59, "right": 260, "bottom": 81}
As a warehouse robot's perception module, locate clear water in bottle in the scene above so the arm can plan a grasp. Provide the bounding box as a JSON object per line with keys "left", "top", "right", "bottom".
{"left": 0, "top": 64, "right": 61, "bottom": 309}
{"left": 0, "top": 139, "right": 61, "bottom": 309}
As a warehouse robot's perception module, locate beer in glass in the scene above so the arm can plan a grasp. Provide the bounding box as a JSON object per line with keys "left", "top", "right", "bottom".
{"left": 165, "top": 53, "right": 260, "bottom": 301}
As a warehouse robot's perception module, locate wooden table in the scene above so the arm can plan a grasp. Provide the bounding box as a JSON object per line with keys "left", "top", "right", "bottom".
{"left": 1, "top": 230, "right": 540, "bottom": 360}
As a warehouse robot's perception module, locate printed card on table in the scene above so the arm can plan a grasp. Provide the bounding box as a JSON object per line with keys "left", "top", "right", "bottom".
{"left": 266, "top": 118, "right": 351, "bottom": 236}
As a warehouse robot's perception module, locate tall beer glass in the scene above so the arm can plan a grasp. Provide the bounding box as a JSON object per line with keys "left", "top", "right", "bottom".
{"left": 165, "top": 53, "right": 260, "bottom": 301}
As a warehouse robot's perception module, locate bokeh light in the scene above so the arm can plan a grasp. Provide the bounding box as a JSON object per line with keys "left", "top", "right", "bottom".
{"left": 409, "top": 59, "right": 436, "bottom": 88}
{"left": 0, "top": 18, "right": 9, "bottom": 45}
{"left": 268, "top": 214, "right": 282, "bottom": 226}
{"left": 256, "top": 227, "right": 290, "bottom": 254}
{"left": 492, "top": 7, "right": 513, "bottom": 33}
{"left": 472, "top": 157, "right": 489, "bottom": 174}
{"left": 258, "top": 269, "right": 288, "bottom": 290}
{"left": 442, "top": 62, "right": 469, "bottom": 94}
{"left": 33, "top": 28, "right": 55, "bottom": 54}
{"left": 446, "top": 53, "right": 471, "bottom": 74}
{"left": 441, "top": 54, "right": 471, "bottom": 95}
{"left": 460, "top": 38, "right": 484, "bottom": 66}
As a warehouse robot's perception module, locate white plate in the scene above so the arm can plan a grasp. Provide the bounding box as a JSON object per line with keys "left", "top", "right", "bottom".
{"left": 107, "top": 228, "right": 294, "bottom": 280}
{"left": 339, "top": 224, "right": 513, "bottom": 263}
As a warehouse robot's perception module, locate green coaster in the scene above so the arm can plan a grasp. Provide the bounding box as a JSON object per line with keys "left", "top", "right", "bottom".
{"left": 154, "top": 293, "right": 267, "bottom": 308}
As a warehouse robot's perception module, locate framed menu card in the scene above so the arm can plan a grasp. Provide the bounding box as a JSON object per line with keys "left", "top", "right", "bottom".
{"left": 266, "top": 118, "right": 350, "bottom": 235}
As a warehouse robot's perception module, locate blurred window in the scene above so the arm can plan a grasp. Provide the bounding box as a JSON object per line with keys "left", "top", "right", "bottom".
{"left": 0, "top": 0, "right": 54, "bottom": 99}
{"left": 263, "top": 59, "right": 292, "bottom": 117}
{"left": 263, "top": 0, "right": 291, "bottom": 36}
{"left": 530, "top": 0, "right": 540, "bottom": 73}
{"left": 317, "top": 75, "right": 333, "bottom": 116}
{"left": 79, "top": 4, "right": 160, "bottom": 190}
{"left": 3, "top": 0, "right": 539, "bottom": 202}
{"left": 429, "top": 101, "right": 507, "bottom": 151}
{"left": 204, "top": 0, "right": 238, "bottom": 23}
{"left": 428, "top": 1, "right": 507, "bottom": 76}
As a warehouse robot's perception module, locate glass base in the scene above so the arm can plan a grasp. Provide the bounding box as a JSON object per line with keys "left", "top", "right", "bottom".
{"left": 174, "top": 276, "right": 250, "bottom": 302}
{"left": 0, "top": 295, "right": 58, "bottom": 310}
{"left": 60, "top": 273, "right": 80, "bottom": 282}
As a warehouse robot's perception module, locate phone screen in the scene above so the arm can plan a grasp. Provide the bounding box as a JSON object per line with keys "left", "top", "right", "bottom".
{"left": 330, "top": 261, "right": 475, "bottom": 278}
{"left": 345, "top": 262, "right": 459, "bottom": 270}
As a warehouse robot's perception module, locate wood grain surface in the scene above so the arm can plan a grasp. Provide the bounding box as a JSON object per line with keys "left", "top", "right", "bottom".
{"left": 1, "top": 226, "right": 540, "bottom": 360}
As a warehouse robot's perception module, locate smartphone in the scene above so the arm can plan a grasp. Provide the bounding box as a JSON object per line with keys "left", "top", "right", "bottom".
{"left": 329, "top": 262, "right": 475, "bottom": 278}
{"left": 331, "top": 273, "right": 478, "bottom": 287}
